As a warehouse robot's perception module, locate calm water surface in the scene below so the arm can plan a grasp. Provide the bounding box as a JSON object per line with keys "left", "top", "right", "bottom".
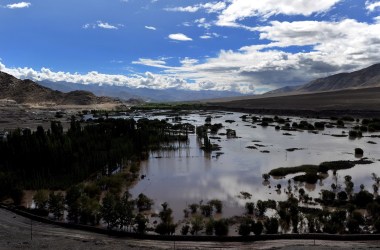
{"left": 129, "top": 111, "right": 380, "bottom": 220}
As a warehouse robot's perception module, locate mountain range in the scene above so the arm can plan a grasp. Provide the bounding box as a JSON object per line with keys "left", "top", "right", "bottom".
{"left": 38, "top": 80, "right": 245, "bottom": 102}
{"left": 1, "top": 63, "right": 379, "bottom": 107}
{"left": 0, "top": 71, "right": 118, "bottom": 105}
{"left": 265, "top": 63, "right": 380, "bottom": 96}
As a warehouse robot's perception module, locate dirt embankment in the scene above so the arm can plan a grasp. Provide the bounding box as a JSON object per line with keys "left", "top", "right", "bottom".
{"left": 208, "top": 87, "right": 380, "bottom": 118}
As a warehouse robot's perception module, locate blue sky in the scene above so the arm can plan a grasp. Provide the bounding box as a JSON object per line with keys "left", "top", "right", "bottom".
{"left": 1, "top": 0, "right": 380, "bottom": 94}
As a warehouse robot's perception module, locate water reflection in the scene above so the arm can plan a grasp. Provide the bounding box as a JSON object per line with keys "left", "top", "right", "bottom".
{"left": 129, "top": 111, "right": 380, "bottom": 220}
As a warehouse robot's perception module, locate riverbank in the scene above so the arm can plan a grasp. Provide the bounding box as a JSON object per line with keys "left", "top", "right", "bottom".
{"left": 1, "top": 206, "right": 380, "bottom": 250}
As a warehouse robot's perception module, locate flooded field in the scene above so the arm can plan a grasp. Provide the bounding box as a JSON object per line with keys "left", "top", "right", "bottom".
{"left": 128, "top": 111, "right": 380, "bottom": 220}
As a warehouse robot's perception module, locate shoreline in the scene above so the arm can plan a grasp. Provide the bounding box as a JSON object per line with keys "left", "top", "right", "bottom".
{"left": 2, "top": 204, "right": 380, "bottom": 243}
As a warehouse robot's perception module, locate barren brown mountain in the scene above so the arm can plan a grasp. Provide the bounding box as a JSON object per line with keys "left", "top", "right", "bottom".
{"left": 0, "top": 71, "right": 119, "bottom": 105}
{"left": 266, "top": 63, "right": 380, "bottom": 95}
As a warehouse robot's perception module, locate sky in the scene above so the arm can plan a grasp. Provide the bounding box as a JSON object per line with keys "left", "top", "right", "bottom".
{"left": 0, "top": 0, "right": 380, "bottom": 94}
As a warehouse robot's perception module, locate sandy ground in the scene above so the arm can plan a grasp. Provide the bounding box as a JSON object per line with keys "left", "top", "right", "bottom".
{"left": 0, "top": 103, "right": 124, "bottom": 131}
{"left": 1, "top": 208, "right": 380, "bottom": 250}
{"left": 210, "top": 87, "right": 380, "bottom": 117}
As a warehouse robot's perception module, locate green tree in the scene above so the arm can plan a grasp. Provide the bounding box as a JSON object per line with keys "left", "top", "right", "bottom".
{"left": 209, "top": 199, "right": 223, "bottom": 213}
{"left": 100, "top": 192, "right": 118, "bottom": 229}
{"left": 65, "top": 185, "right": 82, "bottom": 223}
{"left": 354, "top": 190, "right": 374, "bottom": 208}
{"left": 205, "top": 219, "right": 214, "bottom": 235}
{"left": 214, "top": 219, "right": 229, "bottom": 236}
{"left": 238, "top": 218, "right": 253, "bottom": 236}
{"left": 264, "top": 217, "right": 279, "bottom": 234}
{"left": 252, "top": 221, "right": 263, "bottom": 235}
{"left": 116, "top": 191, "right": 135, "bottom": 231}
{"left": 48, "top": 192, "right": 65, "bottom": 220}
{"left": 191, "top": 215, "right": 204, "bottom": 235}
{"left": 245, "top": 202, "right": 255, "bottom": 215}
{"left": 79, "top": 195, "right": 100, "bottom": 225}
{"left": 200, "top": 204, "right": 213, "bottom": 217}
{"left": 134, "top": 213, "right": 148, "bottom": 234}
{"left": 33, "top": 189, "right": 49, "bottom": 210}
{"left": 136, "top": 193, "right": 153, "bottom": 212}
{"left": 155, "top": 202, "right": 176, "bottom": 235}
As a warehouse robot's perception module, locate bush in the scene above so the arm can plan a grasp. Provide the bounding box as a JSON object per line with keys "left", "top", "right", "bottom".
{"left": 355, "top": 148, "right": 364, "bottom": 155}
{"left": 374, "top": 219, "right": 380, "bottom": 233}
{"left": 238, "top": 218, "right": 252, "bottom": 236}
{"left": 354, "top": 190, "right": 374, "bottom": 208}
{"left": 245, "top": 202, "right": 255, "bottom": 215}
{"left": 264, "top": 217, "right": 279, "bottom": 234}
{"left": 252, "top": 221, "right": 263, "bottom": 235}
{"left": 349, "top": 130, "right": 362, "bottom": 138}
{"left": 294, "top": 173, "right": 319, "bottom": 184}
{"left": 181, "top": 224, "right": 190, "bottom": 235}
{"left": 214, "top": 219, "right": 229, "bottom": 236}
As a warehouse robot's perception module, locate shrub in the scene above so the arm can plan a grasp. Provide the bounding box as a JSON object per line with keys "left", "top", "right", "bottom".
{"left": 354, "top": 190, "right": 374, "bottom": 208}
{"left": 214, "top": 219, "right": 229, "bottom": 236}
{"left": 264, "top": 217, "right": 279, "bottom": 234}
{"left": 252, "top": 221, "right": 263, "bottom": 235}
{"left": 238, "top": 218, "right": 252, "bottom": 236}
{"left": 355, "top": 148, "right": 364, "bottom": 155}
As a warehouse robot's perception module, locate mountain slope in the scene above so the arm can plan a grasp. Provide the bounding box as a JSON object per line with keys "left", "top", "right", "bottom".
{"left": 213, "top": 87, "right": 380, "bottom": 112}
{"left": 264, "top": 63, "right": 380, "bottom": 95}
{"left": 0, "top": 71, "right": 118, "bottom": 105}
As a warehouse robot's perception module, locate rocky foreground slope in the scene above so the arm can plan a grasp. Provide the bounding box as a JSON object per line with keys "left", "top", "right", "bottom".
{"left": 0, "top": 71, "right": 120, "bottom": 105}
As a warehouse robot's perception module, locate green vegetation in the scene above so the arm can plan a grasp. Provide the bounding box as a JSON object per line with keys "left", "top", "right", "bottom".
{"left": 269, "top": 160, "right": 373, "bottom": 184}
{"left": 0, "top": 117, "right": 189, "bottom": 200}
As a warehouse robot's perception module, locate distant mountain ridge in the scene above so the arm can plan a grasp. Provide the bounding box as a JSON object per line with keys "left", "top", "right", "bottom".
{"left": 0, "top": 71, "right": 118, "bottom": 105}
{"left": 38, "top": 80, "right": 245, "bottom": 102}
{"left": 265, "top": 63, "right": 380, "bottom": 95}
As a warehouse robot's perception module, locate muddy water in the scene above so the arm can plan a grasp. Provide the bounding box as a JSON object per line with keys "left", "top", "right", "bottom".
{"left": 129, "top": 111, "right": 380, "bottom": 220}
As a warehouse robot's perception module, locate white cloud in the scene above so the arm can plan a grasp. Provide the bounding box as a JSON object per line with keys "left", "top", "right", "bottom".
{"left": 180, "top": 57, "right": 199, "bottom": 66}
{"left": 216, "top": 0, "right": 341, "bottom": 27}
{"left": 200, "top": 32, "right": 220, "bottom": 39}
{"left": 168, "top": 33, "right": 193, "bottom": 41}
{"left": 132, "top": 58, "right": 173, "bottom": 69}
{"left": 97, "top": 21, "right": 118, "bottom": 29}
{"left": 366, "top": 1, "right": 380, "bottom": 12}
{"left": 83, "top": 21, "right": 122, "bottom": 30}
{"left": 6, "top": 2, "right": 31, "bottom": 9}
{"left": 195, "top": 18, "right": 212, "bottom": 29}
{"left": 2, "top": 18, "right": 380, "bottom": 95}
{"left": 145, "top": 25, "right": 157, "bottom": 30}
{"left": 165, "top": 1, "right": 226, "bottom": 13}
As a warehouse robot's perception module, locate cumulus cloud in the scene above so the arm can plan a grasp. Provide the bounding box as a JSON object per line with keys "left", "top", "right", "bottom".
{"left": 145, "top": 25, "right": 156, "bottom": 30}
{"left": 83, "top": 21, "right": 122, "bottom": 30}
{"left": 6, "top": 2, "right": 31, "bottom": 9}
{"left": 216, "top": 0, "right": 342, "bottom": 27}
{"left": 168, "top": 33, "right": 193, "bottom": 41}
{"left": 366, "top": 1, "right": 380, "bottom": 12}
{"left": 0, "top": 62, "right": 189, "bottom": 90}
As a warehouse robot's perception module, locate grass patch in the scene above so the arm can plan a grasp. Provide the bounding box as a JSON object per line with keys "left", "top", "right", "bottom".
{"left": 269, "top": 165, "right": 318, "bottom": 176}
{"left": 269, "top": 159, "right": 374, "bottom": 183}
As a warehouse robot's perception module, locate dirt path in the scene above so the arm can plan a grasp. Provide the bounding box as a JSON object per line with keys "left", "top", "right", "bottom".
{"left": 1, "top": 209, "right": 380, "bottom": 250}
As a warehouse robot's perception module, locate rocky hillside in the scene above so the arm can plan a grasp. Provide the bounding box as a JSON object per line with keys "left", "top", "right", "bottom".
{"left": 0, "top": 71, "right": 119, "bottom": 105}
{"left": 265, "top": 63, "right": 380, "bottom": 95}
